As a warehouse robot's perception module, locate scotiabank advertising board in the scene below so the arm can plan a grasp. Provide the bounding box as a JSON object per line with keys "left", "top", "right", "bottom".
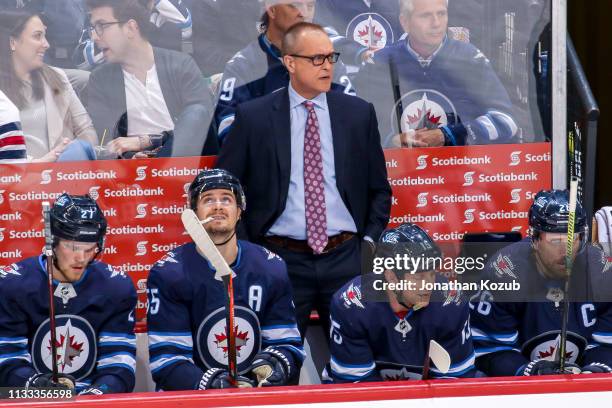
{"left": 0, "top": 143, "right": 551, "bottom": 319}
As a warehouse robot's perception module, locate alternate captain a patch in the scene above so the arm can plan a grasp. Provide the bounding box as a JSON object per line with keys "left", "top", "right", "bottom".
{"left": 196, "top": 306, "right": 261, "bottom": 374}
{"left": 31, "top": 315, "right": 97, "bottom": 380}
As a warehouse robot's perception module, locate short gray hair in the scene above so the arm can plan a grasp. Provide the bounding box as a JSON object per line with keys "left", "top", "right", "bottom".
{"left": 399, "top": 0, "right": 449, "bottom": 18}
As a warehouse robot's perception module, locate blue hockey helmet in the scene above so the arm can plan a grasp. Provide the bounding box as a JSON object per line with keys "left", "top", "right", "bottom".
{"left": 50, "top": 193, "right": 107, "bottom": 252}
{"left": 377, "top": 223, "right": 442, "bottom": 274}
{"left": 188, "top": 169, "right": 246, "bottom": 211}
{"left": 528, "top": 189, "right": 587, "bottom": 234}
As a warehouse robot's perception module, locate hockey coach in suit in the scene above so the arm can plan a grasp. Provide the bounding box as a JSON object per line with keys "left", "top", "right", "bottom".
{"left": 216, "top": 22, "right": 392, "bottom": 339}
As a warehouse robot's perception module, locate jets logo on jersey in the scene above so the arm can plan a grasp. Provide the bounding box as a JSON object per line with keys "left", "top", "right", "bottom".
{"left": 392, "top": 91, "right": 458, "bottom": 134}
{"left": 32, "top": 315, "right": 97, "bottom": 380}
{"left": 523, "top": 332, "right": 586, "bottom": 365}
{"left": 346, "top": 13, "right": 394, "bottom": 50}
{"left": 394, "top": 318, "right": 412, "bottom": 338}
{"left": 492, "top": 254, "right": 518, "bottom": 279}
{"left": 197, "top": 306, "right": 261, "bottom": 374}
{"left": 341, "top": 283, "right": 365, "bottom": 309}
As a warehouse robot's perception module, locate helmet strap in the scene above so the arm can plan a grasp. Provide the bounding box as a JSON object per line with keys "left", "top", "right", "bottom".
{"left": 212, "top": 229, "right": 237, "bottom": 247}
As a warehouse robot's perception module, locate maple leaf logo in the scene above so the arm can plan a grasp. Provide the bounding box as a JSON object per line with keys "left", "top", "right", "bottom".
{"left": 357, "top": 26, "right": 384, "bottom": 46}
{"left": 538, "top": 345, "right": 573, "bottom": 360}
{"left": 406, "top": 109, "right": 441, "bottom": 128}
{"left": 214, "top": 325, "right": 250, "bottom": 357}
{"left": 48, "top": 323, "right": 84, "bottom": 371}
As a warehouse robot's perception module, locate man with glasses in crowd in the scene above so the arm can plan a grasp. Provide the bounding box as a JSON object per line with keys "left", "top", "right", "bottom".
{"left": 212, "top": 0, "right": 355, "bottom": 145}
{"left": 85, "top": 0, "right": 216, "bottom": 158}
{"left": 471, "top": 189, "right": 612, "bottom": 376}
{"left": 0, "top": 194, "right": 137, "bottom": 394}
{"left": 217, "top": 22, "right": 391, "bottom": 340}
{"left": 147, "top": 169, "right": 304, "bottom": 390}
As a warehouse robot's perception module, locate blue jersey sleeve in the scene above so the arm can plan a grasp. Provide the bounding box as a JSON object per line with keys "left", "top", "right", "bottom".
{"left": 326, "top": 294, "right": 378, "bottom": 383}
{"left": 0, "top": 266, "right": 36, "bottom": 387}
{"left": 583, "top": 302, "right": 612, "bottom": 366}
{"left": 431, "top": 300, "right": 476, "bottom": 378}
{"left": 87, "top": 272, "right": 137, "bottom": 393}
{"left": 258, "top": 253, "right": 305, "bottom": 381}
{"left": 146, "top": 256, "right": 203, "bottom": 391}
{"left": 470, "top": 291, "right": 527, "bottom": 376}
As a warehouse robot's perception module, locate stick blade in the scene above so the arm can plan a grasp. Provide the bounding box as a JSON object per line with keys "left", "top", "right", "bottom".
{"left": 181, "top": 209, "right": 233, "bottom": 280}
{"left": 428, "top": 339, "right": 451, "bottom": 374}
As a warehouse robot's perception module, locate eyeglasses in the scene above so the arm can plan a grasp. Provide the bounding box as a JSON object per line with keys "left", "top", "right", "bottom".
{"left": 201, "top": 197, "right": 235, "bottom": 207}
{"left": 289, "top": 52, "right": 340, "bottom": 66}
{"left": 59, "top": 241, "right": 99, "bottom": 254}
{"left": 88, "top": 21, "right": 124, "bottom": 36}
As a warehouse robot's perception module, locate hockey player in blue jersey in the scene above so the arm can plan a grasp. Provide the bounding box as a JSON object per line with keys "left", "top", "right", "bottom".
{"left": 147, "top": 169, "right": 304, "bottom": 390}
{"left": 324, "top": 223, "right": 475, "bottom": 382}
{"left": 0, "top": 194, "right": 137, "bottom": 394}
{"left": 471, "top": 189, "right": 612, "bottom": 376}
{"left": 213, "top": 0, "right": 355, "bottom": 145}
{"left": 355, "top": 0, "right": 517, "bottom": 147}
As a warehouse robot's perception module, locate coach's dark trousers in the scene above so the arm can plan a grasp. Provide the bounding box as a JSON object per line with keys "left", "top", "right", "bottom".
{"left": 262, "top": 236, "right": 362, "bottom": 340}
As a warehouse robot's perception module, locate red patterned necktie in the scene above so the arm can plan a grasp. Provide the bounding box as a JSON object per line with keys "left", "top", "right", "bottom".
{"left": 303, "top": 101, "right": 328, "bottom": 254}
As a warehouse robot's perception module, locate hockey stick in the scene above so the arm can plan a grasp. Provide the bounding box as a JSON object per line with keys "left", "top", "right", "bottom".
{"left": 42, "top": 202, "right": 59, "bottom": 382}
{"left": 556, "top": 178, "right": 579, "bottom": 373}
{"left": 181, "top": 209, "right": 237, "bottom": 384}
{"left": 421, "top": 339, "right": 451, "bottom": 380}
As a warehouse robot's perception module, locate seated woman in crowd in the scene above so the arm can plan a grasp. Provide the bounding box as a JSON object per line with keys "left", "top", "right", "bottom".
{"left": 0, "top": 9, "right": 97, "bottom": 162}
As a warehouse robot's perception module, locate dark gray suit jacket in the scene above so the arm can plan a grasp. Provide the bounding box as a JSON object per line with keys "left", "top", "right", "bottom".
{"left": 216, "top": 88, "right": 392, "bottom": 242}
{"left": 86, "top": 47, "right": 218, "bottom": 156}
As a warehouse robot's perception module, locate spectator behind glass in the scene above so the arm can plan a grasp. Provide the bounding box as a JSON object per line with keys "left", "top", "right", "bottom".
{"left": 355, "top": 0, "right": 518, "bottom": 148}
{"left": 85, "top": 0, "right": 216, "bottom": 158}
{"left": 213, "top": 0, "right": 355, "bottom": 146}
{"left": 0, "top": 9, "right": 98, "bottom": 162}
{"left": 73, "top": 0, "right": 192, "bottom": 71}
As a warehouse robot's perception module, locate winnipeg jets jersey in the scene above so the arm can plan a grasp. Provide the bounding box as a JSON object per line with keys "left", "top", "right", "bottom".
{"left": 0, "top": 256, "right": 137, "bottom": 393}
{"left": 213, "top": 33, "right": 356, "bottom": 144}
{"left": 146, "top": 240, "right": 305, "bottom": 391}
{"left": 470, "top": 239, "right": 612, "bottom": 376}
{"left": 355, "top": 38, "right": 517, "bottom": 147}
{"left": 325, "top": 275, "right": 475, "bottom": 382}
{"left": 0, "top": 90, "right": 26, "bottom": 163}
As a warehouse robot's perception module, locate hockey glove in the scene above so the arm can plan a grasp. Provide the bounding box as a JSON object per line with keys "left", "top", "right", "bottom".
{"left": 25, "top": 373, "right": 75, "bottom": 390}
{"left": 198, "top": 368, "right": 255, "bottom": 389}
{"left": 249, "top": 347, "right": 291, "bottom": 387}
{"left": 521, "top": 359, "right": 581, "bottom": 376}
{"left": 581, "top": 362, "right": 612, "bottom": 374}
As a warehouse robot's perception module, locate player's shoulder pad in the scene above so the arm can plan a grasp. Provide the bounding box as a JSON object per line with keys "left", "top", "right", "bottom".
{"left": 486, "top": 239, "right": 530, "bottom": 282}
{"left": 333, "top": 276, "right": 367, "bottom": 312}
{"left": 0, "top": 262, "right": 24, "bottom": 283}
{"left": 94, "top": 262, "right": 136, "bottom": 293}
